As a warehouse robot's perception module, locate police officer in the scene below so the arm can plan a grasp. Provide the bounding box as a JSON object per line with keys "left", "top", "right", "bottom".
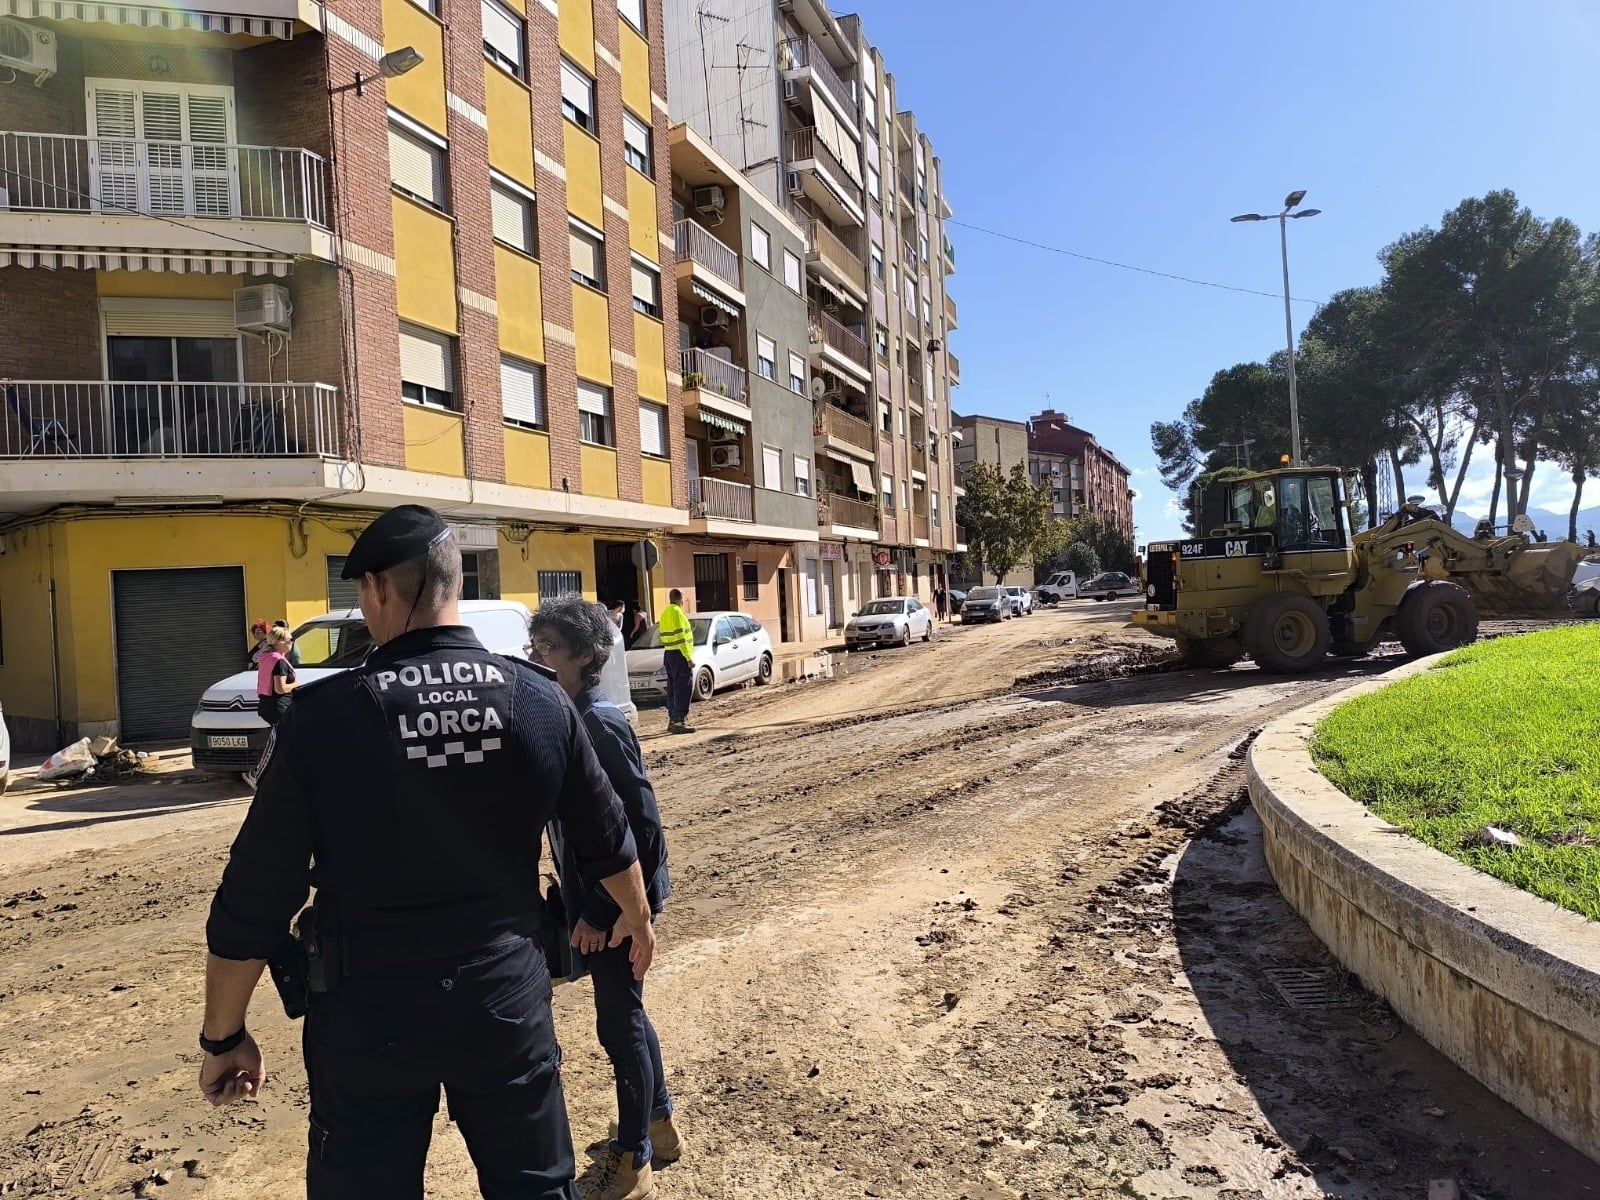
{"left": 199, "top": 504, "right": 656, "bottom": 1199}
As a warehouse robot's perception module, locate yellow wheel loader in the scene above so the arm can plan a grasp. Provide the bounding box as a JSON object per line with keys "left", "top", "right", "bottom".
{"left": 1132, "top": 467, "right": 1583, "bottom": 673}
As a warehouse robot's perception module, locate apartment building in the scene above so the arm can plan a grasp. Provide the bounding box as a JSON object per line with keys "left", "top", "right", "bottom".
{"left": 0, "top": 0, "right": 685, "bottom": 749}
{"left": 665, "top": 121, "right": 827, "bottom": 640}
{"left": 662, "top": 0, "right": 963, "bottom": 625}
{"left": 951, "top": 411, "right": 1032, "bottom": 589}
{"left": 1027, "top": 409, "right": 1136, "bottom": 540}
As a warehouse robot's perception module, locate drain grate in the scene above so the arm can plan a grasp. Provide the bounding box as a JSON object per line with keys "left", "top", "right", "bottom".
{"left": 1264, "top": 967, "right": 1348, "bottom": 1010}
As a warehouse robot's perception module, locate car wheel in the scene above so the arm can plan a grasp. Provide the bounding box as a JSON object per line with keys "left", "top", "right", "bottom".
{"left": 922, "top": 620, "right": 933, "bottom": 642}
{"left": 693, "top": 667, "right": 716, "bottom": 701}
{"left": 1590, "top": 592, "right": 1600, "bottom": 618}
{"left": 756, "top": 652, "right": 773, "bottom": 685}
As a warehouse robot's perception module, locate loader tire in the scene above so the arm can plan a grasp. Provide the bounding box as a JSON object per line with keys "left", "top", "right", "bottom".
{"left": 1245, "top": 594, "right": 1332, "bottom": 674}
{"left": 1395, "top": 581, "right": 1478, "bottom": 657}
{"left": 1177, "top": 637, "right": 1244, "bottom": 668}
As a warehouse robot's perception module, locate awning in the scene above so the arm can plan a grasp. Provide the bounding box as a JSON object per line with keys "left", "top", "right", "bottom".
{"left": 0, "top": 247, "right": 294, "bottom": 275}
{"left": 698, "top": 409, "right": 747, "bottom": 436}
{"left": 811, "top": 272, "right": 864, "bottom": 309}
{"left": 849, "top": 460, "right": 875, "bottom": 495}
{"left": 691, "top": 280, "right": 740, "bottom": 319}
{"left": 2, "top": 0, "right": 296, "bottom": 37}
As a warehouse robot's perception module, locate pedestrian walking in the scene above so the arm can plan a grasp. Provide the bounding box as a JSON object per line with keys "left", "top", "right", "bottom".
{"left": 243, "top": 626, "right": 298, "bottom": 790}
{"left": 199, "top": 504, "right": 656, "bottom": 1199}
{"left": 933, "top": 586, "right": 946, "bottom": 621}
{"left": 528, "top": 598, "right": 678, "bottom": 1200}
{"left": 658, "top": 589, "right": 695, "bottom": 735}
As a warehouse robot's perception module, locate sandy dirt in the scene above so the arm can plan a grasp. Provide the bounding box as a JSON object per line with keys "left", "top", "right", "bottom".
{"left": 3, "top": 601, "right": 1595, "bottom": 1199}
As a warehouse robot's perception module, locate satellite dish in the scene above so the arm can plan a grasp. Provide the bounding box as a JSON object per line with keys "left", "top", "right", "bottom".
{"left": 810, "top": 376, "right": 827, "bottom": 399}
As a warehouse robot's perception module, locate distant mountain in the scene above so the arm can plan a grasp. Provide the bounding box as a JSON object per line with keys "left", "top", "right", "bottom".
{"left": 1445, "top": 504, "right": 1600, "bottom": 541}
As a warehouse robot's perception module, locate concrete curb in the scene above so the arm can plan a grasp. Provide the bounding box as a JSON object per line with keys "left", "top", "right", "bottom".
{"left": 1247, "top": 652, "right": 1600, "bottom": 1164}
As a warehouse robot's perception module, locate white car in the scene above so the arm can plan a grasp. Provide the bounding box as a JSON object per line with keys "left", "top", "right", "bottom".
{"left": 191, "top": 600, "right": 636, "bottom": 777}
{"left": 626, "top": 611, "right": 774, "bottom": 701}
{"left": 844, "top": 597, "right": 936, "bottom": 648}
{"left": 1003, "top": 586, "right": 1033, "bottom": 616}
{"left": 1036, "top": 571, "right": 1079, "bottom": 603}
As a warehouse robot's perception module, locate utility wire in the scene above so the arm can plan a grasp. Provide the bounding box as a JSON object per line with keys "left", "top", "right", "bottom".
{"left": 946, "top": 218, "right": 1323, "bottom": 306}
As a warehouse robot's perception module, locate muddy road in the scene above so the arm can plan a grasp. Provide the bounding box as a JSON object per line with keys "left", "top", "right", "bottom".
{"left": 3, "top": 603, "right": 1595, "bottom": 1199}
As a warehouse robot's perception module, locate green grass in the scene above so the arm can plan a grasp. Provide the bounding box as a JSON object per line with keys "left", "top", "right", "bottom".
{"left": 1310, "top": 626, "right": 1600, "bottom": 921}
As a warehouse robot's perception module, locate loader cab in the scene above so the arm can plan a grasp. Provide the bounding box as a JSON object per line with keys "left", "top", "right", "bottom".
{"left": 1220, "top": 470, "right": 1349, "bottom": 554}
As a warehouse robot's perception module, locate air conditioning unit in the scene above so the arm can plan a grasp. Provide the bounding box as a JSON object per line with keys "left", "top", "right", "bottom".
{"left": 692, "top": 185, "right": 725, "bottom": 217}
{"left": 708, "top": 426, "right": 740, "bottom": 445}
{"left": 699, "top": 305, "right": 729, "bottom": 328}
{"left": 786, "top": 170, "right": 804, "bottom": 197}
{"left": 782, "top": 79, "right": 801, "bottom": 106}
{"left": 710, "top": 444, "right": 742, "bottom": 469}
{"left": 0, "top": 18, "right": 56, "bottom": 86}
{"left": 234, "top": 284, "right": 293, "bottom": 336}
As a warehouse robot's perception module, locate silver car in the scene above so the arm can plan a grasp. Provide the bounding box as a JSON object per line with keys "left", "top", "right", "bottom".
{"left": 845, "top": 598, "right": 936, "bottom": 648}
{"left": 960, "top": 585, "right": 1010, "bottom": 624}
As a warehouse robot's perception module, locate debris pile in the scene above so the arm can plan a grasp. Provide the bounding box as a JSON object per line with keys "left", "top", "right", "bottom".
{"left": 37, "top": 736, "right": 149, "bottom": 786}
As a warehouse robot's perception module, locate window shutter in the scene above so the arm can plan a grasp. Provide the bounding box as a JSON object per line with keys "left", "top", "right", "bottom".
{"left": 640, "top": 402, "right": 666, "bottom": 456}
{"left": 491, "top": 185, "right": 532, "bottom": 251}
{"left": 481, "top": 0, "right": 524, "bottom": 73}
{"left": 389, "top": 122, "right": 444, "bottom": 206}
{"left": 763, "top": 445, "right": 782, "bottom": 490}
{"left": 623, "top": 112, "right": 651, "bottom": 167}
{"left": 576, "top": 381, "right": 609, "bottom": 416}
{"left": 500, "top": 357, "right": 544, "bottom": 427}
{"left": 569, "top": 223, "right": 603, "bottom": 284}
{"left": 399, "top": 324, "right": 454, "bottom": 392}
{"left": 631, "top": 259, "right": 657, "bottom": 307}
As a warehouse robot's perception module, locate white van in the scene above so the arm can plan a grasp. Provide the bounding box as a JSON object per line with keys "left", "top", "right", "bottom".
{"left": 190, "top": 600, "right": 635, "bottom": 777}
{"left": 1036, "top": 571, "right": 1079, "bottom": 604}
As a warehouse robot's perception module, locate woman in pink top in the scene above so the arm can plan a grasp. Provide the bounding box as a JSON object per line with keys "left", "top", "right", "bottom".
{"left": 255, "top": 626, "right": 299, "bottom": 726}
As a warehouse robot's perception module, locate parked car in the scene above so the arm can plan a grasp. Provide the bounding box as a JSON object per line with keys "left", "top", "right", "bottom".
{"left": 0, "top": 700, "right": 10, "bottom": 794}
{"left": 947, "top": 589, "right": 968, "bottom": 616}
{"left": 960, "top": 585, "right": 1011, "bottom": 623}
{"left": 1036, "top": 571, "right": 1079, "bottom": 604}
{"left": 1568, "top": 575, "right": 1600, "bottom": 616}
{"left": 190, "top": 600, "right": 630, "bottom": 777}
{"left": 1080, "top": 571, "right": 1137, "bottom": 601}
{"left": 844, "top": 598, "right": 936, "bottom": 649}
{"left": 627, "top": 611, "right": 773, "bottom": 701}
{"left": 1003, "top": 586, "right": 1033, "bottom": 617}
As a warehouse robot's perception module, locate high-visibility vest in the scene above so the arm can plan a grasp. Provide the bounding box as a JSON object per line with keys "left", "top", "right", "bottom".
{"left": 658, "top": 603, "right": 694, "bottom": 656}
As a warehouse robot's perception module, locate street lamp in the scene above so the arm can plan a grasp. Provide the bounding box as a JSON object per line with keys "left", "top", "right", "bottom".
{"left": 329, "top": 46, "right": 425, "bottom": 97}
{"left": 1231, "top": 190, "right": 1321, "bottom": 467}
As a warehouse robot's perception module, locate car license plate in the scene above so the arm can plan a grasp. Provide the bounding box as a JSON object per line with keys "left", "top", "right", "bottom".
{"left": 208, "top": 735, "right": 249, "bottom": 749}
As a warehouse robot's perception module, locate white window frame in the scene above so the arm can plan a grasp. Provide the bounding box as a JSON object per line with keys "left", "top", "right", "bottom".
{"left": 617, "top": 0, "right": 645, "bottom": 33}
{"left": 762, "top": 444, "right": 783, "bottom": 491}
{"left": 787, "top": 351, "right": 806, "bottom": 395}
{"left": 623, "top": 110, "right": 653, "bottom": 174}
{"left": 862, "top": 84, "right": 876, "bottom": 130}
{"left": 793, "top": 455, "right": 811, "bottom": 498}
{"left": 782, "top": 248, "right": 802, "bottom": 293}
{"left": 388, "top": 111, "right": 447, "bottom": 211}
{"left": 750, "top": 222, "right": 770, "bottom": 270}
{"left": 569, "top": 216, "right": 606, "bottom": 290}
{"left": 481, "top": 0, "right": 526, "bottom": 80}
{"left": 561, "top": 59, "right": 596, "bottom": 133}
{"left": 490, "top": 171, "right": 536, "bottom": 255}
{"left": 866, "top": 165, "right": 880, "bottom": 203}
{"left": 631, "top": 254, "right": 661, "bottom": 317}
{"left": 577, "top": 379, "right": 614, "bottom": 446}
{"left": 870, "top": 243, "right": 884, "bottom": 281}
{"left": 881, "top": 471, "right": 893, "bottom": 510}
{"left": 399, "top": 322, "right": 457, "bottom": 410}
{"left": 873, "top": 325, "right": 888, "bottom": 360}
{"left": 639, "top": 400, "right": 668, "bottom": 458}
{"left": 756, "top": 333, "right": 776, "bottom": 380}
{"left": 500, "top": 355, "right": 545, "bottom": 429}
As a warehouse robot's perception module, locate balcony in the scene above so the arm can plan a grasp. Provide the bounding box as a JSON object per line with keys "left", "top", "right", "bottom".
{"left": 674, "top": 217, "right": 744, "bottom": 308}
{"left": 786, "top": 127, "right": 864, "bottom": 229}
{"left": 779, "top": 37, "right": 857, "bottom": 134}
{"left": 955, "top": 525, "right": 968, "bottom": 552}
{"left": 911, "top": 445, "right": 927, "bottom": 476}
{"left": 906, "top": 376, "right": 924, "bottom": 411}
{"left": 943, "top": 235, "right": 956, "bottom": 273}
{"left": 804, "top": 219, "right": 866, "bottom": 301}
{"left": 945, "top": 292, "right": 958, "bottom": 329}
{"left": 679, "top": 348, "right": 751, "bottom": 426}
{"left": 818, "top": 493, "right": 878, "bottom": 534}
{"left": 0, "top": 380, "right": 345, "bottom": 459}
{"left": 912, "top": 514, "right": 930, "bottom": 543}
{"left": 0, "top": 132, "right": 333, "bottom": 271}
{"left": 809, "top": 309, "right": 871, "bottom": 382}
{"left": 688, "top": 476, "right": 753, "bottom": 523}
{"left": 947, "top": 351, "right": 960, "bottom": 386}
{"left": 814, "top": 401, "right": 875, "bottom": 462}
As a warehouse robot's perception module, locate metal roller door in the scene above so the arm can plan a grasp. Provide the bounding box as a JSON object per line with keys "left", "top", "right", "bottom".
{"left": 113, "top": 567, "right": 245, "bottom": 741}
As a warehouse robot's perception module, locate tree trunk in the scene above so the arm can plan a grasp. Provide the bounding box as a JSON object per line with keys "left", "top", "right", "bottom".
{"left": 1361, "top": 461, "right": 1380, "bottom": 529}
{"left": 1387, "top": 447, "right": 1408, "bottom": 509}
{"left": 1486, "top": 436, "right": 1504, "bottom": 529}
{"left": 1570, "top": 469, "right": 1586, "bottom": 544}
{"left": 1445, "top": 422, "right": 1481, "bottom": 520}
{"left": 1517, "top": 452, "right": 1537, "bottom": 522}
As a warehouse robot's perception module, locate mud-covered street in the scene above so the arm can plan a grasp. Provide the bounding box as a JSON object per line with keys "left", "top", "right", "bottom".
{"left": 4, "top": 602, "right": 1597, "bottom": 1199}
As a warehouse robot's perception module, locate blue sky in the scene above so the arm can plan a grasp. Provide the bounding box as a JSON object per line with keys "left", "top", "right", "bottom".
{"left": 845, "top": 0, "right": 1600, "bottom": 542}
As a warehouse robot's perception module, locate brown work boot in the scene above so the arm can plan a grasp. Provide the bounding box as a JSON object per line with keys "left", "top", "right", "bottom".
{"left": 607, "top": 1116, "right": 683, "bottom": 1164}
{"left": 588, "top": 1148, "right": 654, "bottom": 1200}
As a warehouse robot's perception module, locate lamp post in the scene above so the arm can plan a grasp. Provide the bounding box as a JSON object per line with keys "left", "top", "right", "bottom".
{"left": 1231, "top": 190, "right": 1320, "bottom": 467}
{"left": 329, "top": 46, "right": 425, "bottom": 97}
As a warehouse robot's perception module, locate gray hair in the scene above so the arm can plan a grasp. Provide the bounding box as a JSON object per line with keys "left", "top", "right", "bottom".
{"left": 384, "top": 532, "right": 463, "bottom": 612}
{"left": 529, "top": 595, "right": 614, "bottom": 689}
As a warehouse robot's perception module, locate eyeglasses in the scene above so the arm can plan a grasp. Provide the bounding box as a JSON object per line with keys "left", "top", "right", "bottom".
{"left": 528, "top": 638, "right": 566, "bottom": 657}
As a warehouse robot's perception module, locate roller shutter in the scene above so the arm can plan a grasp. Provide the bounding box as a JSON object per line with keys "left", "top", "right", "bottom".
{"left": 326, "top": 555, "right": 359, "bottom": 611}
{"left": 113, "top": 567, "right": 245, "bottom": 741}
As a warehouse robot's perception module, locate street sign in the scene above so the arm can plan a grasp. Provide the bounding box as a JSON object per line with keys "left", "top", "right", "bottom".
{"left": 632, "top": 539, "right": 660, "bottom": 571}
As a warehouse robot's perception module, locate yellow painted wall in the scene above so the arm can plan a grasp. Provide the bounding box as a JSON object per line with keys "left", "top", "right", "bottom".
{"left": 96, "top": 272, "right": 240, "bottom": 299}
{"left": 564, "top": 122, "right": 604, "bottom": 229}
{"left": 0, "top": 524, "right": 59, "bottom": 730}
{"left": 393, "top": 195, "right": 459, "bottom": 333}
{"left": 403, "top": 404, "right": 467, "bottom": 476}
{"left": 382, "top": 0, "right": 447, "bottom": 132}
{"left": 500, "top": 529, "right": 598, "bottom": 605}
{"left": 626, "top": 167, "right": 658, "bottom": 262}
{"left": 641, "top": 456, "right": 672, "bottom": 508}
{"left": 581, "top": 444, "right": 619, "bottom": 498}
{"left": 619, "top": 25, "right": 652, "bottom": 117}
{"left": 485, "top": 65, "right": 536, "bottom": 186}
{"left": 633, "top": 311, "right": 666, "bottom": 401}
{"left": 572, "top": 286, "right": 612, "bottom": 384}
{"left": 504, "top": 426, "right": 551, "bottom": 489}
{"left": 495, "top": 247, "right": 545, "bottom": 361}
{"left": 557, "top": 0, "right": 595, "bottom": 71}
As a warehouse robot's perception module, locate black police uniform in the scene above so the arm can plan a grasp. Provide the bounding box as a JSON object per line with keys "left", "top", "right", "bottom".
{"left": 205, "top": 509, "right": 638, "bottom": 1200}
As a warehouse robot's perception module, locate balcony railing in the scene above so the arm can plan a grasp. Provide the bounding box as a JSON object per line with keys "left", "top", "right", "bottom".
{"left": 0, "top": 132, "right": 329, "bottom": 226}
{"left": 911, "top": 445, "right": 927, "bottom": 474}
{"left": 945, "top": 293, "right": 959, "bottom": 328}
{"left": 688, "top": 475, "right": 752, "bottom": 522}
{"left": 809, "top": 309, "right": 869, "bottom": 370}
{"left": 679, "top": 348, "right": 747, "bottom": 404}
{"left": 815, "top": 402, "right": 875, "bottom": 453}
{"left": 0, "top": 380, "right": 345, "bottom": 459}
{"left": 786, "top": 128, "right": 863, "bottom": 208}
{"left": 947, "top": 351, "right": 960, "bottom": 383}
{"left": 907, "top": 376, "right": 924, "bottom": 410}
{"left": 898, "top": 170, "right": 915, "bottom": 202}
{"left": 818, "top": 493, "right": 878, "bottom": 530}
{"left": 673, "top": 218, "right": 741, "bottom": 291}
{"left": 780, "top": 36, "right": 854, "bottom": 115}
{"left": 804, "top": 219, "right": 865, "bottom": 291}
{"left": 912, "top": 514, "right": 930, "bottom": 541}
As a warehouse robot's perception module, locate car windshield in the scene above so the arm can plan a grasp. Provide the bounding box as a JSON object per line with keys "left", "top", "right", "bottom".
{"left": 631, "top": 617, "right": 715, "bottom": 649}
{"left": 858, "top": 600, "right": 905, "bottom": 616}
{"left": 1005, "top": 587, "right": 1023, "bottom": 595}
{"left": 968, "top": 586, "right": 1002, "bottom": 600}
{"left": 288, "top": 619, "right": 375, "bottom": 669}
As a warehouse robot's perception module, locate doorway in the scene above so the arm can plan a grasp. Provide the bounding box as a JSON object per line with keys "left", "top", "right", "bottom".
{"left": 595, "top": 541, "right": 642, "bottom": 607}
{"left": 777, "top": 567, "right": 793, "bottom": 642}
{"left": 106, "top": 334, "right": 242, "bottom": 455}
{"left": 693, "top": 552, "right": 731, "bottom": 612}
{"left": 113, "top": 566, "right": 244, "bottom": 740}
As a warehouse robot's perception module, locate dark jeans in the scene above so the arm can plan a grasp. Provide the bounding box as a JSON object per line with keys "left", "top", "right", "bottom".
{"left": 302, "top": 935, "right": 578, "bottom": 1200}
{"left": 589, "top": 938, "right": 671, "bottom": 1166}
{"left": 663, "top": 650, "right": 692, "bottom": 723}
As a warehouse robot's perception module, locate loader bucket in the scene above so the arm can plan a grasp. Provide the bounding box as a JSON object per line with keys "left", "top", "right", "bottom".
{"left": 1458, "top": 541, "right": 1587, "bottom": 617}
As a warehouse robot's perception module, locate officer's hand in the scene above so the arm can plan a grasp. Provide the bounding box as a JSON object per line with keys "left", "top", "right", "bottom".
{"left": 571, "top": 918, "right": 610, "bottom": 955}
{"left": 610, "top": 911, "right": 656, "bottom": 980}
{"left": 198, "top": 1032, "right": 265, "bottom": 1106}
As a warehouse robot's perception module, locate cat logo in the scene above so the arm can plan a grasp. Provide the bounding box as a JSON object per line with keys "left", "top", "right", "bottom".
{"left": 1224, "top": 539, "right": 1250, "bottom": 557}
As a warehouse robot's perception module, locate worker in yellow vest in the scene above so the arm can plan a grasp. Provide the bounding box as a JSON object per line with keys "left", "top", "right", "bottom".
{"left": 658, "top": 589, "right": 696, "bottom": 734}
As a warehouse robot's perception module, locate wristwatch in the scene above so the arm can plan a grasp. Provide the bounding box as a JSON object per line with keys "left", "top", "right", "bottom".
{"left": 198, "top": 1026, "right": 247, "bottom": 1056}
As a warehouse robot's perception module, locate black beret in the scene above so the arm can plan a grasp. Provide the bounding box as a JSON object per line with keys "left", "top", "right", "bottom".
{"left": 341, "top": 505, "right": 452, "bottom": 579}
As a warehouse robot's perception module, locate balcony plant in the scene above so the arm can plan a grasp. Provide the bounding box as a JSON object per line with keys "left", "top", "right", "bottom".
{"left": 683, "top": 371, "right": 706, "bottom": 391}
